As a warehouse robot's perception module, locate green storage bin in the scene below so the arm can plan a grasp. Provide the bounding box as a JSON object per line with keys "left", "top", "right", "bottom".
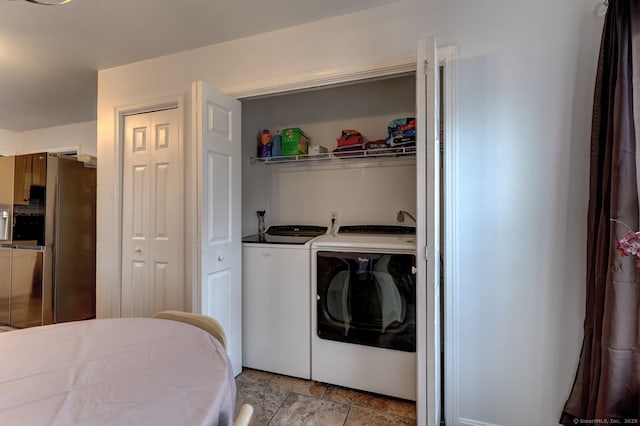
{"left": 282, "top": 128, "right": 309, "bottom": 155}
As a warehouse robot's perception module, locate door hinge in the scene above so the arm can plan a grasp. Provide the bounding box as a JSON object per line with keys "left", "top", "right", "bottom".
{"left": 425, "top": 245, "right": 429, "bottom": 260}
{"left": 424, "top": 60, "right": 431, "bottom": 76}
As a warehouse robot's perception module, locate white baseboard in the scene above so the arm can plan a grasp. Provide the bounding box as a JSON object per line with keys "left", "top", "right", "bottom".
{"left": 459, "top": 418, "right": 501, "bottom": 426}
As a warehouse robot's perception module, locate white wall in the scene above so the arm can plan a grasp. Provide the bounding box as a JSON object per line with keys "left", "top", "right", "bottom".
{"left": 267, "top": 161, "right": 416, "bottom": 229}
{"left": 19, "top": 121, "right": 97, "bottom": 156}
{"left": 443, "top": 2, "right": 601, "bottom": 425}
{"left": 0, "top": 128, "right": 20, "bottom": 154}
{"left": 0, "top": 121, "right": 97, "bottom": 156}
{"left": 97, "top": 1, "right": 603, "bottom": 424}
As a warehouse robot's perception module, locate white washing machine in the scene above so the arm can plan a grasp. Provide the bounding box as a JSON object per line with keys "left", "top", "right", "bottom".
{"left": 242, "top": 225, "right": 327, "bottom": 379}
{"left": 311, "top": 225, "right": 417, "bottom": 400}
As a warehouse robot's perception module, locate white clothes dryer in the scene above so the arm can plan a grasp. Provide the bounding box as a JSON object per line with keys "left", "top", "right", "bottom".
{"left": 311, "top": 225, "right": 417, "bottom": 400}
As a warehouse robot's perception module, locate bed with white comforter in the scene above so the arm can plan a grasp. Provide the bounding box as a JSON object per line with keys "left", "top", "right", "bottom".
{"left": 0, "top": 317, "right": 235, "bottom": 425}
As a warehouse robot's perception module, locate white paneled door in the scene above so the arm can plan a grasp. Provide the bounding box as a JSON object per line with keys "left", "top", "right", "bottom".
{"left": 416, "top": 36, "right": 441, "bottom": 426}
{"left": 121, "top": 108, "right": 184, "bottom": 317}
{"left": 193, "top": 81, "right": 242, "bottom": 376}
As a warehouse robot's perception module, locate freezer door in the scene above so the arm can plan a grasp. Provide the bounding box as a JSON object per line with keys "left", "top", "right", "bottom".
{"left": 0, "top": 247, "right": 10, "bottom": 324}
{"left": 10, "top": 248, "right": 43, "bottom": 328}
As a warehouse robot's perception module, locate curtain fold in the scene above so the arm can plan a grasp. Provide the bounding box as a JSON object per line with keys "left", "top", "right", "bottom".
{"left": 560, "top": 0, "right": 640, "bottom": 423}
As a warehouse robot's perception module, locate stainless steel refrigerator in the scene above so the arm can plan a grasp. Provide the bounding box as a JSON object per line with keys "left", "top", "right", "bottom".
{"left": 0, "top": 153, "right": 96, "bottom": 327}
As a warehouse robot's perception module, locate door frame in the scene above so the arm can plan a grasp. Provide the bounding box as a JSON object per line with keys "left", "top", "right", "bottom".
{"left": 111, "top": 94, "right": 185, "bottom": 316}
{"left": 230, "top": 45, "right": 459, "bottom": 424}
{"left": 440, "top": 44, "right": 459, "bottom": 426}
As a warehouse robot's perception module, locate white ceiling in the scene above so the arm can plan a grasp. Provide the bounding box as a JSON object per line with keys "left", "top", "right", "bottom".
{"left": 0, "top": 0, "right": 396, "bottom": 132}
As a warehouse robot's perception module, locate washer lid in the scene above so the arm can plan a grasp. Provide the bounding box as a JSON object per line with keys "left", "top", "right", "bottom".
{"left": 267, "top": 225, "right": 328, "bottom": 237}
{"left": 242, "top": 225, "right": 328, "bottom": 245}
{"left": 242, "top": 234, "right": 319, "bottom": 245}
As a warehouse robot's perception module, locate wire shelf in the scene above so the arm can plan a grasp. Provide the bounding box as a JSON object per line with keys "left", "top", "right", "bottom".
{"left": 250, "top": 145, "right": 416, "bottom": 164}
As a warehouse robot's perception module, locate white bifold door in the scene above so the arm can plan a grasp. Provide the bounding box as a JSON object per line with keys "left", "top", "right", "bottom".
{"left": 192, "top": 81, "right": 242, "bottom": 376}
{"left": 121, "top": 108, "right": 184, "bottom": 317}
{"left": 416, "top": 35, "right": 441, "bottom": 426}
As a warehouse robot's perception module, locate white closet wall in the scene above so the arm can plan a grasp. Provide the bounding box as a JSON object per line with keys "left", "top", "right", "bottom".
{"left": 241, "top": 75, "right": 416, "bottom": 234}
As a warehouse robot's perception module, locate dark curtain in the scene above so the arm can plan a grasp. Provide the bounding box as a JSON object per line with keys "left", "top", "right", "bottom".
{"left": 560, "top": 0, "right": 640, "bottom": 423}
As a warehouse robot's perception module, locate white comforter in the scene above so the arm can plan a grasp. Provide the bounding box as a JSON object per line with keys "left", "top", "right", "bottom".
{"left": 0, "top": 317, "right": 236, "bottom": 426}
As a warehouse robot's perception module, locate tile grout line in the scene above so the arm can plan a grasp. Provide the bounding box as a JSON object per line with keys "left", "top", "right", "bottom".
{"left": 342, "top": 403, "right": 353, "bottom": 426}
{"left": 265, "top": 374, "right": 287, "bottom": 426}
{"left": 265, "top": 392, "right": 289, "bottom": 426}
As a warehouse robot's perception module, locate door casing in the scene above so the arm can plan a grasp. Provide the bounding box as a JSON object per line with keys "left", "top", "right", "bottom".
{"left": 113, "top": 95, "right": 186, "bottom": 314}
{"left": 120, "top": 108, "right": 184, "bottom": 317}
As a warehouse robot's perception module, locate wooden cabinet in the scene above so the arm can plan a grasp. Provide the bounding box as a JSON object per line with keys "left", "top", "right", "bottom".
{"left": 31, "top": 154, "right": 47, "bottom": 186}
{"left": 0, "top": 156, "right": 14, "bottom": 207}
{"left": 13, "top": 153, "right": 46, "bottom": 205}
{"left": 13, "top": 155, "right": 31, "bottom": 205}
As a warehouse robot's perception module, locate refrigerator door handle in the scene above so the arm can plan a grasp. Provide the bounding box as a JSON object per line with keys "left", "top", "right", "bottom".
{"left": 0, "top": 210, "right": 9, "bottom": 241}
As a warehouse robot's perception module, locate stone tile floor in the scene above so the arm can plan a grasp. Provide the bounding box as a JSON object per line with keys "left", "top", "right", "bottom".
{"left": 235, "top": 368, "right": 416, "bottom": 425}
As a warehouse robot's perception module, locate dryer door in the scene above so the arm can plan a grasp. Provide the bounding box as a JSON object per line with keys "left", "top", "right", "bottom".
{"left": 316, "top": 250, "right": 416, "bottom": 352}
